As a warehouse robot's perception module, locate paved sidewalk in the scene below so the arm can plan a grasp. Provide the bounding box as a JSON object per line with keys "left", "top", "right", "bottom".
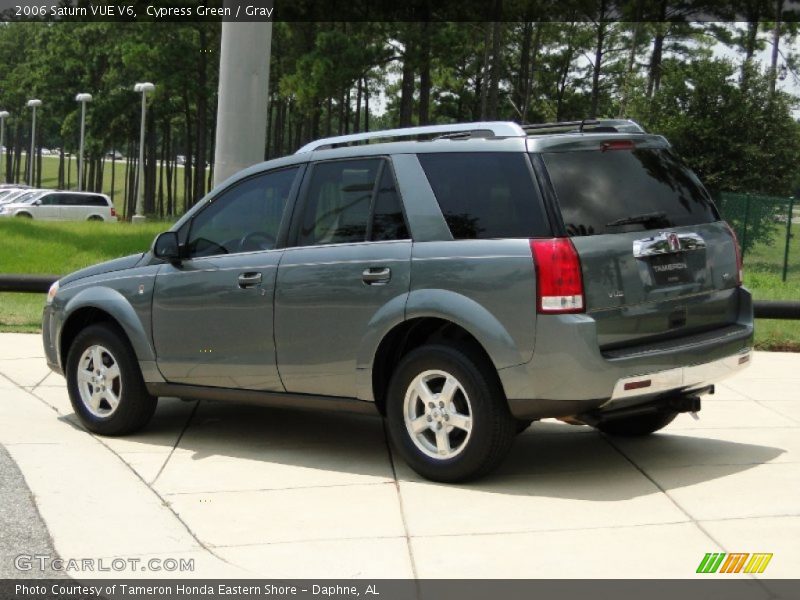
{"left": 0, "top": 332, "right": 797, "bottom": 579}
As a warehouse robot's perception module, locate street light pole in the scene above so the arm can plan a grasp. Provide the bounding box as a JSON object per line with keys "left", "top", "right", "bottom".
{"left": 133, "top": 82, "right": 154, "bottom": 223}
{"left": 0, "top": 111, "right": 9, "bottom": 184}
{"left": 75, "top": 93, "right": 92, "bottom": 191}
{"left": 26, "top": 99, "right": 42, "bottom": 186}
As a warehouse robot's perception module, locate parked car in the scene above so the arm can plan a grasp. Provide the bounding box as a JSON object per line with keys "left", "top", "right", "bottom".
{"left": 176, "top": 155, "right": 186, "bottom": 165}
{"left": 42, "top": 120, "right": 753, "bottom": 482}
{"left": 105, "top": 150, "right": 124, "bottom": 160}
{"left": 0, "top": 188, "right": 37, "bottom": 205}
{"left": 0, "top": 190, "right": 116, "bottom": 221}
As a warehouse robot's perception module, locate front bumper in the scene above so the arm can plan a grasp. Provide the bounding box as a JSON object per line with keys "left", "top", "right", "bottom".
{"left": 42, "top": 304, "right": 62, "bottom": 375}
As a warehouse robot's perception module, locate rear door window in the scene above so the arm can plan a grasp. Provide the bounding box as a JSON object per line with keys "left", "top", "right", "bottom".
{"left": 418, "top": 152, "right": 549, "bottom": 239}
{"left": 540, "top": 148, "right": 718, "bottom": 237}
{"left": 295, "top": 158, "right": 409, "bottom": 246}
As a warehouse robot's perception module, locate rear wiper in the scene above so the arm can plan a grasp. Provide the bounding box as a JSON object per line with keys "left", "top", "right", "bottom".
{"left": 606, "top": 211, "right": 668, "bottom": 228}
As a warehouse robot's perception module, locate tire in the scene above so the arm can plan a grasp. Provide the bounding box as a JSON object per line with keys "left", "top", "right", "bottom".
{"left": 87, "top": 215, "right": 103, "bottom": 221}
{"left": 515, "top": 419, "right": 534, "bottom": 434}
{"left": 386, "top": 344, "right": 516, "bottom": 482}
{"left": 15, "top": 212, "right": 32, "bottom": 219}
{"left": 594, "top": 410, "right": 678, "bottom": 437}
{"left": 65, "top": 323, "right": 157, "bottom": 436}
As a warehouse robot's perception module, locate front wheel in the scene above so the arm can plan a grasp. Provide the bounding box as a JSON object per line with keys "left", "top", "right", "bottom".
{"left": 386, "top": 344, "right": 516, "bottom": 482}
{"left": 66, "top": 323, "right": 157, "bottom": 436}
{"left": 594, "top": 410, "right": 677, "bottom": 437}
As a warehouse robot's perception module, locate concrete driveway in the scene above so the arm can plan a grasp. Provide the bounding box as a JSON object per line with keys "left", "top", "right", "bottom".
{"left": 0, "top": 332, "right": 798, "bottom": 579}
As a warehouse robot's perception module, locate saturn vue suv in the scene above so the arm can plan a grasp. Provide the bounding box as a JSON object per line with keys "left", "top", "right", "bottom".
{"left": 42, "top": 120, "right": 753, "bottom": 482}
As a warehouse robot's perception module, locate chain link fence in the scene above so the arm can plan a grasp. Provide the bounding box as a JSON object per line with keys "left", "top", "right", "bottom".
{"left": 717, "top": 192, "right": 797, "bottom": 284}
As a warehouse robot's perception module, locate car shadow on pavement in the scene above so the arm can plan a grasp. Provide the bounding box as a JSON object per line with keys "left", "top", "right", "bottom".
{"left": 57, "top": 397, "right": 786, "bottom": 501}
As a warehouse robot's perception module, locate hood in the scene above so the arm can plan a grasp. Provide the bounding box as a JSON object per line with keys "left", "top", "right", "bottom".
{"left": 60, "top": 253, "right": 146, "bottom": 286}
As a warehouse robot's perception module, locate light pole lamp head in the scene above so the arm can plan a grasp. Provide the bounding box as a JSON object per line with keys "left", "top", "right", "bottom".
{"left": 0, "top": 111, "right": 9, "bottom": 119}
{"left": 26, "top": 99, "right": 42, "bottom": 108}
{"left": 134, "top": 82, "right": 155, "bottom": 94}
{"left": 75, "top": 93, "right": 93, "bottom": 103}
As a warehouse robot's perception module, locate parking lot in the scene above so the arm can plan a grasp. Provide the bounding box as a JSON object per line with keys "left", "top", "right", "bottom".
{"left": 0, "top": 332, "right": 798, "bottom": 579}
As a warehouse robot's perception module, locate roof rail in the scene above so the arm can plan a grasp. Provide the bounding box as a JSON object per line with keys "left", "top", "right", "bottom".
{"left": 522, "top": 119, "right": 645, "bottom": 135}
{"left": 294, "top": 121, "right": 526, "bottom": 153}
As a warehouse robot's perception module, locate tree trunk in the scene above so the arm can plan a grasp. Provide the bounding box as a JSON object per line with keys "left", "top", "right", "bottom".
{"left": 769, "top": 0, "right": 782, "bottom": 96}
{"left": 193, "top": 27, "right": 208, "bottom": 206}
{"left": 165, "top": 121, "right": 173, "bottom": 216}
{"left": 480, "top": 22, "right": 491, "bottom": 119}
{"left": 96, "top": 156, "right": 104, "bottom": 192}
{"left": 418, "top": 22, "right": 432, "bottom": 125}
{"left": 354, "top": 80, "right": 362, "bottom": 133}
{"left": 515, "top": 22, "right": 532, "bottom": 120}
{"left": 618, "top": 5, "right": 643, "bottom": 117}
{"left": 487, "top": 18, "right": 503, "bottom": 119}
{"left": 344, "top": 87, "right": 351, "bottom": 135}
{"left": 399, "top": 38, "right": 415, "bottom": 127}
{"left": 207, "top": 131, "right": 215, "bottom": 190}
{"left": 364, "top": 78, "right": 370, "bottom": 132}
{"left": 36, "top": 146, "right": 41, "bottom": 187}
{"left": 58, "top": 148, "right": 65, "bottom": 189}
{"left": 110, "top": 154, "right": 116, "bottom": 206}
{"left": 646, "top": 31, "right": 665, "bottom": 98}
{"left": 183, "top": 97, "right": 194, "bottom": 209}
{"left": 590, "top": 20, "right": 606, "bottom": 119}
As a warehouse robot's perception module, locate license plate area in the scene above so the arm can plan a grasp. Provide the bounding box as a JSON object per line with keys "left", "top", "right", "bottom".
{"left": 648, "top": 253, "right": 692, "bottom": 285}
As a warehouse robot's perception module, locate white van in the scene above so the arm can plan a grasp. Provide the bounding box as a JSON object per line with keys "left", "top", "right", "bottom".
{"left": 0, "top": 191, "right": 117, "bottom": 221}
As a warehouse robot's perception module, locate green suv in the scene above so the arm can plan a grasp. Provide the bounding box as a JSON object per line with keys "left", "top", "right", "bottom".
{"left": 42, "top": 120, "right": 753, "bottom": 482}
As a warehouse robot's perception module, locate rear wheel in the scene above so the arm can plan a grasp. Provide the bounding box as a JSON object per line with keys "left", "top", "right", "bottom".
{"left": 594, "top": 411, "right": 677, "bottom": 437}
{"left": 87, "top": 215, "right": 103, "bottom": 221}
{"left": 66, "top": 323, "right": 157, "bottom": 436}
{"left": 15, "top": 212, "right": 32, "bottom": 219}
{"left": 515, "top": 419, "right": 534, "bottom": 434}
{"left": 386, "top": 344, "right": 516, "bottom": 482}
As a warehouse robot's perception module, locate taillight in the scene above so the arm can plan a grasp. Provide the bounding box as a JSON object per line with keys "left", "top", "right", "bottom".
{"left": 110, "top": 207, "right": 116, "bottom": 217}
{"left": 724, "top": 222, "right": 743, "bottom": 286}
{"left": 530, "top": 238, "right": 585, "bottom": 314}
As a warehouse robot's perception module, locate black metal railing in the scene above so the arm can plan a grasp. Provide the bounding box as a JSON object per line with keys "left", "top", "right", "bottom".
{"left": 0, "top": 274, "right": 797, "bottom": 320}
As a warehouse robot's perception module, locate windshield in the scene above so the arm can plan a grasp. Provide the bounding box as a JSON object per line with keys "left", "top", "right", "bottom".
{"left": 541, "top": 148, "right": 719, "bottom": 237}
{"left": 15, "top": 192, "right": 39, "bottom": 204}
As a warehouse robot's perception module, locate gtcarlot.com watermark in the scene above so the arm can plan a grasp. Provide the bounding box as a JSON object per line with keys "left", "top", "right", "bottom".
{"left": 14, "top": 554, "right": 195, "bottom": 573}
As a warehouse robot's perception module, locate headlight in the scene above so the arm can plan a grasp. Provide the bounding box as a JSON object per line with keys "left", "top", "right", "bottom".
{"left": 46, "top": 280, "right": 59, "bottom": 305}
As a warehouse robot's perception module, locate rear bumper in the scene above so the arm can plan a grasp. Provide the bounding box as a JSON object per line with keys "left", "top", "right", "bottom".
{"left": 608, "top": 348, "right": 750, "bottom": 405}
{"left": 501, "top": 288, "right": 754, "bottom": 419}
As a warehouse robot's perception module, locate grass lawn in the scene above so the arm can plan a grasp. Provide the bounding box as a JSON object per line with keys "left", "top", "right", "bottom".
{"left": 0, "top": 220, "right": 171, "bottom": 333}
{"left": 0, "top": 219, "right": 798, "bottom": 350}
{"left": 739, "top": 221, "right": 800, "bottom": 351}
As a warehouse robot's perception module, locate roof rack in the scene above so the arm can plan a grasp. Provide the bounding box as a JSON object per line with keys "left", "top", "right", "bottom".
{"left": 522, "top": 119, "right": 645, "bottom": 135}
{"left": 294, "top": 121, "right": 526, "bottom": 153}
{"left": 294, "top": 119, "right": 646, "bottom": 153}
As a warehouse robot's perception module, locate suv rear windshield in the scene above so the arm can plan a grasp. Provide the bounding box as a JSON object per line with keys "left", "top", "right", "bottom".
{"left": 419, "top": 152, "right": 549, "bottom": 239}
{"left": 540, "top": 148, "right": 718, "bottom": 237}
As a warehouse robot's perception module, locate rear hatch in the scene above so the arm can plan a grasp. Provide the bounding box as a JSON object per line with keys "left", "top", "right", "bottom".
{"left": 535, "top": 136, "right": 741, "bottom": 351}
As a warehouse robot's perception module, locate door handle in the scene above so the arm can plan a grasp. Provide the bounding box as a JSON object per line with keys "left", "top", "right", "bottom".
{"left": 238, "top": 272, "right": 262, "bottom": 288}
{"left": 362, "top": 267, "right": 391, "bottom": 285}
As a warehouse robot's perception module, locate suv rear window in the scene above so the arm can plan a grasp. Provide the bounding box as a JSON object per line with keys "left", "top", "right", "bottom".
{"left": 540, "top": 148, "right": 718, "bottom": 237}
{"left": 418, "top": 152, "right": 549, "bottom": 239}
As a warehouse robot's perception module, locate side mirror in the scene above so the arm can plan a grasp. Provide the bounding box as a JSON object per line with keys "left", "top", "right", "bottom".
{"left": 153, "top": 231, "right": 182, "bottom": 263}
{"left": 32, "top": 200, "right": 41, "bottom": 206}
